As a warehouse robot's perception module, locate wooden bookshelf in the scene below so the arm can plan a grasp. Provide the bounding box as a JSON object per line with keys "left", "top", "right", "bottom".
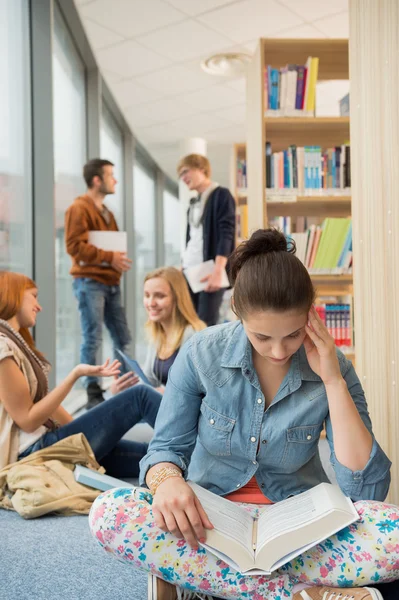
{"left": 267, "top": 196, "right": 351, "bottom": 218}
{"left": 264, "top": 117, "right": 350, "bottom": 151}
{"left": 243, "top": 38, "right": 354, "bottom": 361}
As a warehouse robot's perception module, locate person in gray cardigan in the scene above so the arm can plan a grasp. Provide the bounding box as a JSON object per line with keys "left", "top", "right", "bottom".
{"left": 142, "top": 324, "right": 197, "bottom": 389}
{"left": 141, "top": 267, "right": 206, "bottom": 391}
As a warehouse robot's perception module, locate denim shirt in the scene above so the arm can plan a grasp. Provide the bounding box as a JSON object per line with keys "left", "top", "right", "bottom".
{"left": 140, "top": 321, "right": 391, "bottom": 502}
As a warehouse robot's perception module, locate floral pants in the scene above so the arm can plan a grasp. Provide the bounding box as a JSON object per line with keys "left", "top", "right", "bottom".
{"left": 89, "top": 487, "right": 399, "bottom": 599}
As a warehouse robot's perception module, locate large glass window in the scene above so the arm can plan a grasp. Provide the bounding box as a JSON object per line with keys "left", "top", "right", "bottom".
{"left": 100, "top": 102, "right": 125, "bottom": 361}
{"left": 133, "top": 162, "right": 156, "bottom": 362}
{"left": 53, "top": 5, "right": 87, "bottom": 384}
{"left": 163, "top": 189, "right": 181, "bottom": 267}
{"left": 0, "top": 0, "right": 32, "bottom": 274}
{"left": 100, "top": 103, "right": 124, "bottom": 228}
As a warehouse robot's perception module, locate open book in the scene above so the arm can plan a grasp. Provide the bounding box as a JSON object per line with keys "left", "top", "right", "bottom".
{"left": 189, "top": 482, "right": 358, "bottom": 574}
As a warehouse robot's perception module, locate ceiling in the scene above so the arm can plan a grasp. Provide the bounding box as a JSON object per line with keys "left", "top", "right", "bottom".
{"left": 74, "top": 0, "right": 349, "bottom": 185}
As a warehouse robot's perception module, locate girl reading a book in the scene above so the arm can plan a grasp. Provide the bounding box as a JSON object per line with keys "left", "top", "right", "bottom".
{"left": 89, "top": 229, "right": 397, "bottom": 600}
{"left": 0, "top": 271, "right": 162, "bottom": 477}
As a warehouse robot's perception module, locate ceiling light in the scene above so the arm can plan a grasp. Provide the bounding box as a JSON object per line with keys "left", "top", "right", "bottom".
{"left": 201, "top": 52, "right": 252, "bottom": 77}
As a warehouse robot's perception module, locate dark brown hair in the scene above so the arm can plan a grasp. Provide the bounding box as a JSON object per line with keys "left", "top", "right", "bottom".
{"left": 83, "top": 158, "right": 114, "bottom": 188}
{"left": 229, "top": 228, "right": 315, "bottom": 318}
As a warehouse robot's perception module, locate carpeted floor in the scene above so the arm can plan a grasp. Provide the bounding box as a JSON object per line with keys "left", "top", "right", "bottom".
{"left": 0, "top": 437, "right": 339, "bottom": 600}
{"left": 0, "top": 509, "right": 148, "bottom": 600}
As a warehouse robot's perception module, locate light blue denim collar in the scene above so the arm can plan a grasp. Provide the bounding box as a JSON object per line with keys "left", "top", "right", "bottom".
{"left": 220, "top": 321, "right": 322, "bottom": 386}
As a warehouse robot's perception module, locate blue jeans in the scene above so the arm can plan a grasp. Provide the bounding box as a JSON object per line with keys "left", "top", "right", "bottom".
{"left": 19, "top": 385, "right": 162, "bottom": 478}
{"left": 73, "top": 278, "right": 131, "bottom": 387}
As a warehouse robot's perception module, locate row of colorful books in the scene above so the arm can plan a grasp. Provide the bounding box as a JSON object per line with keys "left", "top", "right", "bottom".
{"left": 315, "top": 304, "right": 352, "bottom": 347}
{"left": 288, "top": 217, "right": 352, "bottom": 273}
{"left": 265, "top": 143, "right": 351, "bottom": 192}
{"left": 265, "top": 57, "right": 319, "bottom": 116}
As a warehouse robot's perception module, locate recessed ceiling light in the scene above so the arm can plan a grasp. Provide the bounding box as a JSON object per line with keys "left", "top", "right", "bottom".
{"left": 201, "top": 52, "right": 252, "bottom": 77}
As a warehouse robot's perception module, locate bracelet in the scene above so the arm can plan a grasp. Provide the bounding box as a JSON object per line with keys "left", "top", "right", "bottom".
{"left": 148, "top": 466, "right": 183, "bottom": 495}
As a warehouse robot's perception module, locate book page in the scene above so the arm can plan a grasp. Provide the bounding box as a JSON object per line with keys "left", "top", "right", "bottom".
{"left": 188, "top": 482, "right": 253, "bottom": 552}
{"left": 257, "top": 490, "right": 319, "bottom": 547}
{"left": 257, "top": 483, "right": 354, "bottom": 548}
{"left": 255, "top": 483, "right": 358, "bottom": 571}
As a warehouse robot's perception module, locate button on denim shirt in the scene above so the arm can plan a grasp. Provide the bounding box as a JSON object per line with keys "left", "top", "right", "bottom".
{"left": 140, "top": 321, "right": 391, "bottom": 502}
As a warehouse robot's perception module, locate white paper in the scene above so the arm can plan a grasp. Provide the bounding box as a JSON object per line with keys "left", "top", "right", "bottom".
{"left": 184, "top": 260, "right": 230, "bottom": 294}
{"left": 88, "top": 230, "right": 127, "bottom": 253}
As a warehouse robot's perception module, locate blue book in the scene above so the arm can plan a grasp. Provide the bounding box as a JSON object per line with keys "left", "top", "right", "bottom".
{"left": 267, "top": 65, "right": 272, "bottom": 109}
{"left": 74, "top": 465, "right": 135, "bottom": 492}
{"left": 116, "top": 349, "right": 153, "bottom": 386}
{"left": 283, "top": 150, "right": 289, "bottom": 188}
{"left": 337, "top": 221, "right": 353, "bottom": 267}
{"left": 270, "top": 68, "right": 279, "bottom": 109}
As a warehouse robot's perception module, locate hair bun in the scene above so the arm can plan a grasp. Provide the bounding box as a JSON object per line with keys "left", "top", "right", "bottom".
{"left": 229, "top": 228, "right": 295, "bottom": 284}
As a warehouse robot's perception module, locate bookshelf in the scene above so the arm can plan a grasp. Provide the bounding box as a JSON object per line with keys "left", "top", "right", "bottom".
{"left": 242, "top": 38, "right": 354, "bottom": 361}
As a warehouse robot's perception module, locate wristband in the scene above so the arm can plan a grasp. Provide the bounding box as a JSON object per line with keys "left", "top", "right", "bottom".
{"left": 148, "top": 466, "right": 183, "bottom": 495}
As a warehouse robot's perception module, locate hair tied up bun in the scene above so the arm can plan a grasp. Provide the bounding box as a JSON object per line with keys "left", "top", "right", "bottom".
{"left": 229, "top": 228, "right": 296, "bottom": 284}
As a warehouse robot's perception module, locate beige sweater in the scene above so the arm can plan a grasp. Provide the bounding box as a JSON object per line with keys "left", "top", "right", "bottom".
{"left": 0, "top": 334, "right": 48, "bottom": 470}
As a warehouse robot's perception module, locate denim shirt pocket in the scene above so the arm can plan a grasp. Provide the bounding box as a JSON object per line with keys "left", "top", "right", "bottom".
{"left": 281, "top": 423, "right": 324, "bottom": 471}
{"left": 198, "top": 401, "right": 236, "bottom": 457}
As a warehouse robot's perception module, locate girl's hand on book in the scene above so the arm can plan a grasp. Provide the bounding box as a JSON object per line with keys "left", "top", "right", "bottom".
{"left": 303, "top": 306, "right": 342, "bottom": 385}
{"left": 152, "top": 478, "right": 213, "bottom": 549}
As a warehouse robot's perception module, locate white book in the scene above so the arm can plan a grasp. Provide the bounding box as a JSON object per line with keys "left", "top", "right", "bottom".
{"left": 184, "top": 260, "right": 230, "bottom": 294}
{"left": 189, "top": 481, "right": 358, "bottom": 575}
{"left": 88, "top": 230, "right": 127, "bottom": 253}
{"left": 74, "top": 465, "right": 134, "bottom": 492}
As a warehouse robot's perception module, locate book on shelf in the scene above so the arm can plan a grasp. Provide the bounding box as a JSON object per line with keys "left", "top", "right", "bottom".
{"left": 189, "top": 481, "right": 358, "bottom": 575}
{"left": 284, "top": 217, "right": 352, "bottom": 275}
{"left": 315, "top": 303, "right": 353, "bottom": 348}
{"left": 265, "top": 142, "right": 351, "bottom": 195}
{"left": 265, "top": 56, "right": 319, "bottom": 117}
{"left": 236, "top": 157, "right": 247, "bottom": 189}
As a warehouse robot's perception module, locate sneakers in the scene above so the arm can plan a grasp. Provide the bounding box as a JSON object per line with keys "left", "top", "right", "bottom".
{"left": 147, "top": 574, "right": 215, "bottom": 600}
{"left": 294, "top": 586, "right": 384, "bottom": 600}
{"left": 86, "top": 381, "right": 105, "bottom": 410}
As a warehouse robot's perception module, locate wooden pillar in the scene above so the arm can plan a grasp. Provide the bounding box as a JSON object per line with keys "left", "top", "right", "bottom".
{"left": 349, "top": 0, "right": 399, "bottom": 502}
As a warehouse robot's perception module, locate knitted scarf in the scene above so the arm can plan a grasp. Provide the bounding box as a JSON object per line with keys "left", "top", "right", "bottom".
{"left": 0, "top": 320, "right": 49, "bottom": 403}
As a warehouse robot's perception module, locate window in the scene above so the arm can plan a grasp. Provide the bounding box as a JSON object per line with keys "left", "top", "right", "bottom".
{"left": 0, "top": 0, "right": 32, "bottom": 274}
{"left": 100, "top": 102, "right": 125, "bottom": 361}
{"left": 133, "top": 162, "right": 156, "bottom": 362}
{"left": 100, "top": 103, "right": 124, "bottom": 228}
{"left": 53, "top": 5, "right": 87, "bottom": 384}
{"left": 163, "top": 189, "right": 181, "bottom": 267}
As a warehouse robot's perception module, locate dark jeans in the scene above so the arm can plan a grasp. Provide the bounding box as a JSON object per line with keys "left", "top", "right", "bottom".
{"left": 190, "top": 288, "right": 225, "bottom": 326}
{"left": 73, "top": 278, "right": 132, "bottom": 387}
{"left": 19, "top": 385, "right": 162, "bottom": 478}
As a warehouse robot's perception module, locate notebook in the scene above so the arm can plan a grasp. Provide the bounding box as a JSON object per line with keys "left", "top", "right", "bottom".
{"left": 74, "top": 465, "right": 134, "bottom": 492}
{"left": 184, "top": 260, "right": 230, "bottom": 294}
{"left": 116, "top": 349, "right": 152, "bottom": 386}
